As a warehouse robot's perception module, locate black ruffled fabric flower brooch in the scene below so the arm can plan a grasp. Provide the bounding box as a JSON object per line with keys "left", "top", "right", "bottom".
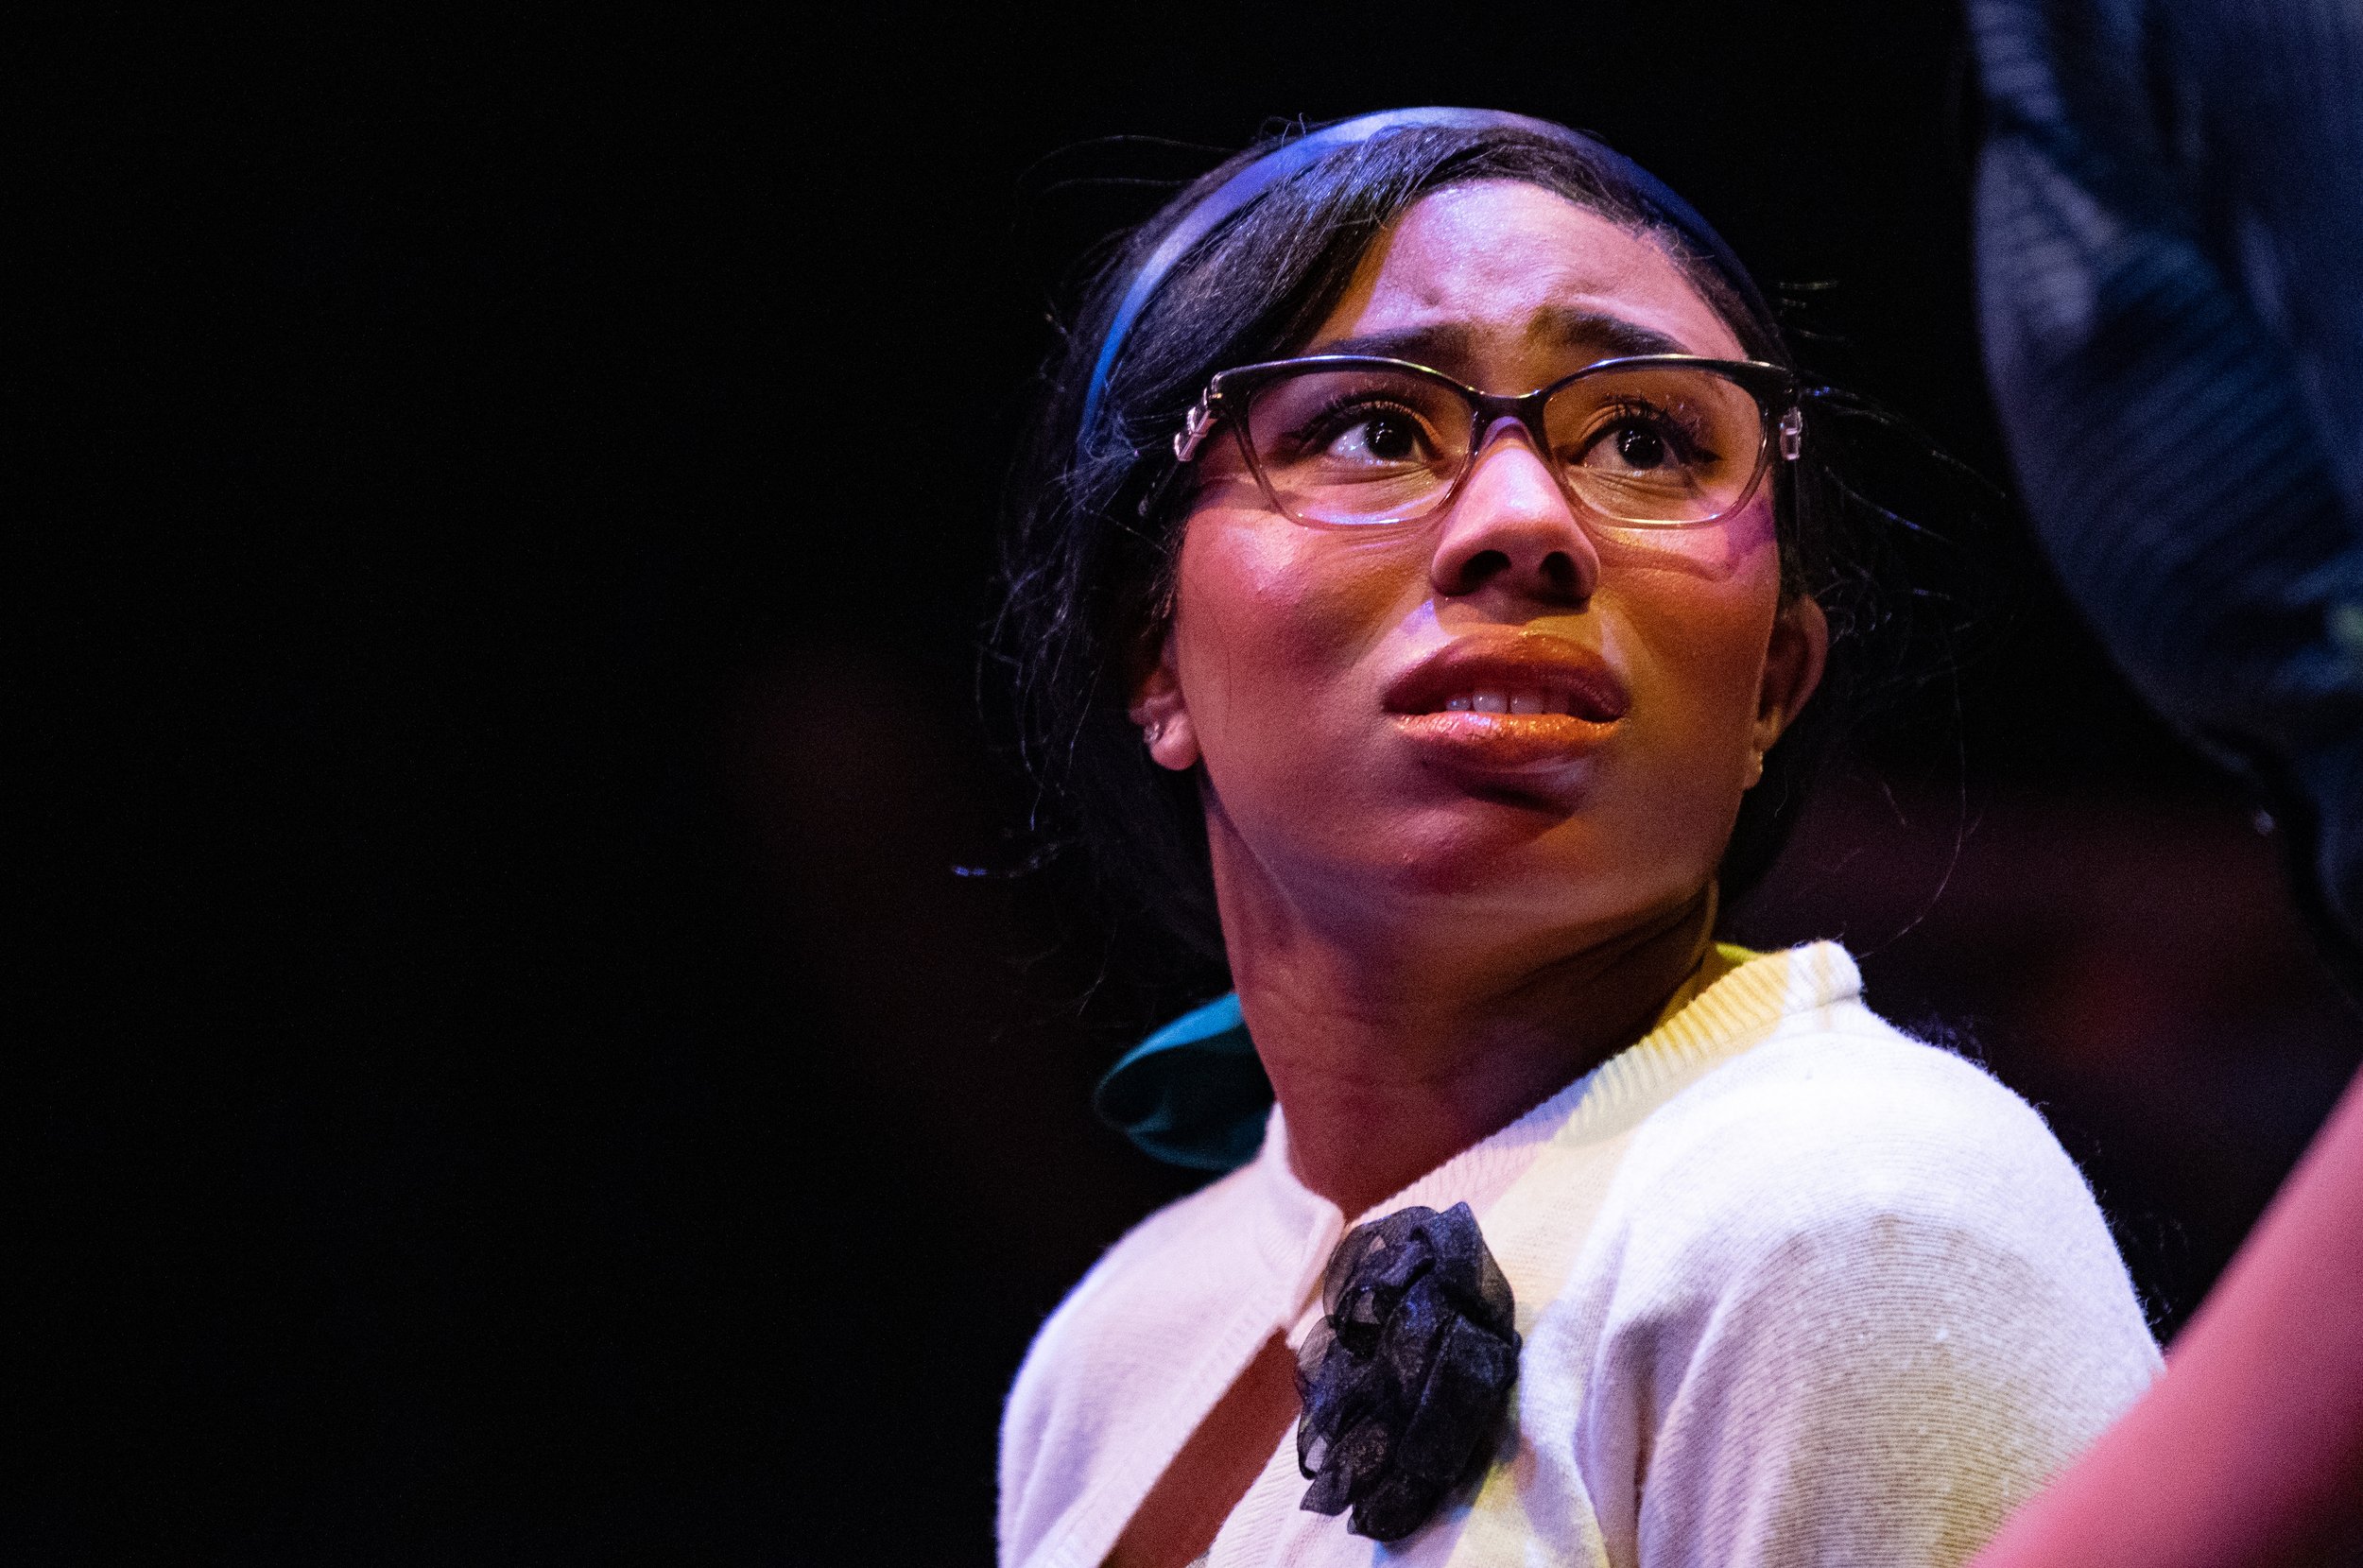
{"left": 1294, "top": 1201, "right": 1521, "bottom": 1542}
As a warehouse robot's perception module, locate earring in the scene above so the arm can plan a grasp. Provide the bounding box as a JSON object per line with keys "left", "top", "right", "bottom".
{"left": 1144, "top": 721, "right": 1164, "bottom": 745}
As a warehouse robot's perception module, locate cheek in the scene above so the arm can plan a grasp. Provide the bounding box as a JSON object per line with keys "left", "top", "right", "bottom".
{"left": 1609, "top": 508, "right": 1784, "bottom": 761}
{"left": 1169, "top": 509, "right": 1410, "bottom": 736}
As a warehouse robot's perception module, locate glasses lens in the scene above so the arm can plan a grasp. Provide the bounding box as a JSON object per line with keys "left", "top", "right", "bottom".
{"left": 1240, "top": 367, "right": 1472, "bottom": 526}
{"left": 1544, "top": 366, "right": 1768, "bottom": 525}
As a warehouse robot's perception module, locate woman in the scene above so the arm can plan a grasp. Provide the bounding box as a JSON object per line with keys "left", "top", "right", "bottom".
{"left": 993, "top": 110, "right": 2160, "bottom": 1568}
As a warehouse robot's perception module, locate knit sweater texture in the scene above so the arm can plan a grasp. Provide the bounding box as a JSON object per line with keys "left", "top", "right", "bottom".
{"left": 997, "top": 942, "right": 2163, "bottom": 1567}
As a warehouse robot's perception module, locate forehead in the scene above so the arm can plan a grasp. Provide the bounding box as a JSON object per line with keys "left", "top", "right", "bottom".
{"left": 1305, "top": 180, "right": 1748, "bottom": 365}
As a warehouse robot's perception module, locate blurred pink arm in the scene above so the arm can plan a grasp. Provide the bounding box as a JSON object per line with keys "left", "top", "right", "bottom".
{"left": 1971, "top": 1065, "right": 2363, "bottom": 1568}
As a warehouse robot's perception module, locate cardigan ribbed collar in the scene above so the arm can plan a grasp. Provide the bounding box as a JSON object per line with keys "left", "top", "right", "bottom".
{"left": 1238, "top": 941, "right": 1863, "bottom": 1335}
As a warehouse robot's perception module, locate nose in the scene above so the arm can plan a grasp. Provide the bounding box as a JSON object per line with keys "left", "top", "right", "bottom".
{"left": 1427, "top": 418, "right": 1600, "bottom": 605}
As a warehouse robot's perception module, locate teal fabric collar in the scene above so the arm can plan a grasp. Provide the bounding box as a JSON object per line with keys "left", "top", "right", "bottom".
{"left": 1093, "top": 992, "right": 1273, "bottom": 1172}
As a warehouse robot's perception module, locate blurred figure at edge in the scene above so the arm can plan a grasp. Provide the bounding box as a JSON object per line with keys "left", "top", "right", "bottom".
{"left": 1971, "top": 0, "right": 2363, "bottom": 1561}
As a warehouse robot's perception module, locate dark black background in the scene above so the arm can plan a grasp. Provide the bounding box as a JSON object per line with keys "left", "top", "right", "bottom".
{"left": 22, "top": 5, "right": 2360, "bottom": 1562}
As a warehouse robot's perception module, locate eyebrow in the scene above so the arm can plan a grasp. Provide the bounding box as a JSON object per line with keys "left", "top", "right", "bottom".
{"left": 1309, "top": 307, "right": 1691, "bottom": 370}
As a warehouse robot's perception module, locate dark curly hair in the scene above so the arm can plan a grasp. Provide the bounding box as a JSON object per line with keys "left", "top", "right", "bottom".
{"left": 993, "top": 118, "right": 1891, "bottom": 965}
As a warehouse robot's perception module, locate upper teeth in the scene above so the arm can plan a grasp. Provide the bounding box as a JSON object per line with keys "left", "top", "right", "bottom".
{"left": 1441, "top": 690, "right": 1567, "bottom": 715}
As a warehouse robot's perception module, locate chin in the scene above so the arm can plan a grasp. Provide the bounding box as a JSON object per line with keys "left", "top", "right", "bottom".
{"left": 1354, "top": 799, "right": 1682, "bottom": 912}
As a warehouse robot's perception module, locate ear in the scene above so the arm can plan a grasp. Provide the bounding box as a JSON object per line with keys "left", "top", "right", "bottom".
{"left": 1746, "top": 594, "right": 1829, "bottom": 788}
{"left": 1127, "top": 623, "right": 1201, "bottom": 771}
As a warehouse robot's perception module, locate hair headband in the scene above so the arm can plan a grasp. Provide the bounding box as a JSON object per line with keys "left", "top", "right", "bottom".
{"left": 1077, "top": 106, "right": 1772, "bottom": 442}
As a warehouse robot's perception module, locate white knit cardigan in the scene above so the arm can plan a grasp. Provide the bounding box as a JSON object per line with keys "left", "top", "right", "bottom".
{"left": 998, "top": 942, "right": 2162, "bottom": 1568}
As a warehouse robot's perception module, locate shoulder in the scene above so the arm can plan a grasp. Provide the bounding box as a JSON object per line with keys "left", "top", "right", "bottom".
{"left": 996, "top": 1155, "right": 1274, "bottom": 1554}
{"left": 1562, "top": 1003, "right": 2162, "bottom": 1561}
{"left": 1615, "top": 1000, "right": 2122, "bottom": 1281}
{"left": 1570, "top": 991, "right": 2167, "bottom": 1390}
{"left": 1011, "top": 1155, "right": 1268, "bottom": 1398}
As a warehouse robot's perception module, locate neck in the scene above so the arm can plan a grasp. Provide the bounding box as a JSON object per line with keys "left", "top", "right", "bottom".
{"left": 1215, "top": 848, "right": 1721, "bottom": 1221}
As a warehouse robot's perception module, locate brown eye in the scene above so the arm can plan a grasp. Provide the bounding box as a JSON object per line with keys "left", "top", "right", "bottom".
{"left": 1544, "top": 366, "right": 1760, "bottom": 524}
{"left": 1613, "top": 423, "right": 1669, "bottom": 470}
{"left": 1312, "top": 406, "right": 1437, "bottom": 466}
{"left": 1243, "top": 367, "right": 1467, "bottom": 525}
{"left": 1355, "top": 413, "right": 1422, "bottom": 461}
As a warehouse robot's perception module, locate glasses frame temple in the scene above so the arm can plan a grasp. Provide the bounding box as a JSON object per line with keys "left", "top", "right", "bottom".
{"left": 1173, "top": 394, "right": 1222, "bottom": 463}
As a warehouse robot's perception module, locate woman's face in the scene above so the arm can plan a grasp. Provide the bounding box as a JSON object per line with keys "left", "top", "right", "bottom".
{"left": 1133, "top": 181, "right": 1826, "bottom": 952}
